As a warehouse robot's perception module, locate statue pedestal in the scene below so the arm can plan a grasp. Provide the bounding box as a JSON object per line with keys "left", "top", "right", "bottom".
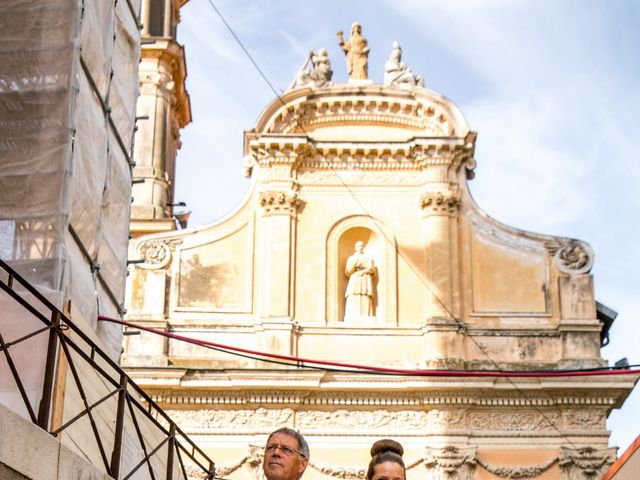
{"left": 347, "top": 79, "right": 374, "bottom": 85}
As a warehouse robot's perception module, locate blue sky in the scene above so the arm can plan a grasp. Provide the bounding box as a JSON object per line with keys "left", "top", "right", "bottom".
{"left": 173, "top": 0, "right": 640, "bottom": 453}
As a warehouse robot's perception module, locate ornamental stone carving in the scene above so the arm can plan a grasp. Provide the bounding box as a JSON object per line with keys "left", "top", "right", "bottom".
{"left": 423, "top": 446, "right": 477, "bottom": 480}
{"left": 243, "top": 154, "right": 256, "bottom": 178}
{"left": 259, "top": 190, "right": 301, "bottom": 216}
{"left": 137, "top": 238, "right": 182, "bottom": 269}
{"left": 558, "top": 447, "right": 613, "bottom": 480}
{"left": 309, "top": 462, "right": 366, "bottom": 480}
{"left": 183, "top": 465, "right": 215, "bottom": 480}
{"left": 545, "top": 239, "right": 594, "bottom": 274}
{"left": 467, "top": 411, "right": 560, "bottom": 432}
{"left": 245, "top": 446, "right": 267, "bottom": 480}
{"left": 296, "top": 169, "right": 425, "bottom": 187}
{"left": 426, "top": 408, "right": 467, "bottom": 430}
{"left": 164, "top": 407, "right": 293, "bottom": 431}
{"left": 420, "top": 192, "right": 461, "bottom": 215}
{"left": 296, "top": 409, "right": 428, "bottom": 430}
{"left": 562, "top": 409, "right": 606, "bottom": 430}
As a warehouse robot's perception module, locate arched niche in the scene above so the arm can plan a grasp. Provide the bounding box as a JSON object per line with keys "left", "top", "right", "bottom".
{"left": 326, "top": 216, "right": 397, "bottom": 324}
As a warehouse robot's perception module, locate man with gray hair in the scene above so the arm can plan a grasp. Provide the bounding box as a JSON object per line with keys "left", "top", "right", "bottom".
{"left": 263, "top": 428, "right": 309, "bottom": 480}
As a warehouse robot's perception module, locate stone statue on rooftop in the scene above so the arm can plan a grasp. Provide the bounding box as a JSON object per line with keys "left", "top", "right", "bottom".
{"left": 337, "top": 22, "right": 370, "bottom": 80}
{"left": 384, "top": 41, "right": 424, "bottom": 88}
{"left": 291, "top": 48, "right": 333, "bottom": 89}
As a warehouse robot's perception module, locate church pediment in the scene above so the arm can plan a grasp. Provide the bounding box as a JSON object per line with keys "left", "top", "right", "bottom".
{"left": 250, "top": 86, "right": 470, "bottom": 142}
{"left": 126, "top": 28, "right": 602, "bottom": 374}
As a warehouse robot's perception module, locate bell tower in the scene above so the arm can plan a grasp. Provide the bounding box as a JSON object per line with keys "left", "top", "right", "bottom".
{"left": 130, "top": 0, "right": 192, "bottom": 237}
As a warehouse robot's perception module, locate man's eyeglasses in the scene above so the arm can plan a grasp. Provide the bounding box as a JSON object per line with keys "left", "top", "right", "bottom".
{"left": 265, "top": 444, "right": 305, "bottom": 458}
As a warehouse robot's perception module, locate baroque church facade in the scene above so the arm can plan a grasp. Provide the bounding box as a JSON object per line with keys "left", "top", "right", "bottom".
{"left": 124, "top": 10, "right": 637, "bottom": 480}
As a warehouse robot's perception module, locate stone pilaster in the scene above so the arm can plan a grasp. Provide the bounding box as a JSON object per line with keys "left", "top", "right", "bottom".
{"left": 420, "top": 190, "right": 461, "bottom": 317}
{"left": 256, "top": 187, "right": 301, "bottom": 355}
{"left": 420, "top": 188, "right": 463, "bottom": 367}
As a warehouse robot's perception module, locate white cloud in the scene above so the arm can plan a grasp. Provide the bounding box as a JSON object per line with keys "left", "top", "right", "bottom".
{"left": 466, "top": 94, "right": 596, "bottom": 232}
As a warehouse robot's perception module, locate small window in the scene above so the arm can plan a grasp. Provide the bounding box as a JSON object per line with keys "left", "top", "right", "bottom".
{"left": 148, "top": 0, "right": 165, "bottom": 37}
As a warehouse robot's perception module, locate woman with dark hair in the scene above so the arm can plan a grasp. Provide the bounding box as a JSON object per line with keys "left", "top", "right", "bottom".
{"left": 366, "top": 439, "right": 406, "bottom": 480}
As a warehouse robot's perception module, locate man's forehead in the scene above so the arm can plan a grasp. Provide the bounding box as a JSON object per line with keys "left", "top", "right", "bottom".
{"left": 267, "top": 431, "right": 298, "bottom": 446}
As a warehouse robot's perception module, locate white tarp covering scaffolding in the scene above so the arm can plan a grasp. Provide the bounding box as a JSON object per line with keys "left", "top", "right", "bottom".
{"left": 0, "top": 0, "right": 141, "bottom": 414}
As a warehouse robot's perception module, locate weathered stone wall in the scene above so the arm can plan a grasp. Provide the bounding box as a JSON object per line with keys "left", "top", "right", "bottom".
{"left": 0, "top": 403, "right": 111, "bottom": 480}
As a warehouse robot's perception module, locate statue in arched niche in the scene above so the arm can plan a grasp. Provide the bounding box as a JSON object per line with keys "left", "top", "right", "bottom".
{"left": 344, "top": 240, "right": 376, "bottom": 320}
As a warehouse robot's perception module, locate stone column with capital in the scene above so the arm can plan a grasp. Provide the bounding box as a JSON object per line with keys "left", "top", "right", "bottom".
{"left": 420, "top": 185, "right": 463, "bottom": 368}
{"left": 130, "top": 0, "right": 191, "bottom": 238}
{"left": 255, "top": 187, "right": 301, "bottom": 355}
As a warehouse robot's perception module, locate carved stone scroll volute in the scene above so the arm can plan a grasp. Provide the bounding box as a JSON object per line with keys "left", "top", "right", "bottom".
{"left": 137, "top": 238, "right": 183, "bottom": 269}
{"left": 545, "top": 238, "right": 594, "bottom": 275}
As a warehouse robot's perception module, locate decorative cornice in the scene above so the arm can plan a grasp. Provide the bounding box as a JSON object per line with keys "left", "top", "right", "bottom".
{"left": 263, "top": 95, "right": 458, "bottom": 137}
{"left": 139, "top": 39, "right": 191, "bottom": 127}
{"left": 249, "top": 139, "right": 474, "bottom": 174}
{"left": 161, "top": 406, "right": 611, "bottom": 441}
{"left": 145, "top": 388, "right": 622, "bottom": 409}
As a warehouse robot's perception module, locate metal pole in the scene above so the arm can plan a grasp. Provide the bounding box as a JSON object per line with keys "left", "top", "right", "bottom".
{"left": 37, "top": 311, "right": 60, "bottom": 429}
{"left": 166, "top": 423, "right": 176, "bottom": 480}
{"left": 207, "top": 460, "right": 216, "bottom": 480}
{"left": 110, "top": 374, "right": 128, "bottom": 478}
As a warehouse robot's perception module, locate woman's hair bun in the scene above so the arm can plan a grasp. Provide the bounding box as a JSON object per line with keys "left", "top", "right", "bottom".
{"left": 370, "top": 439, "right": 404, "bottom": 458}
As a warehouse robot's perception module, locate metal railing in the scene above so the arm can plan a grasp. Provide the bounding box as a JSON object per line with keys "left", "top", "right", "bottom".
{"left": 0, "top": 259, "right": 215, "bottom": 480}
